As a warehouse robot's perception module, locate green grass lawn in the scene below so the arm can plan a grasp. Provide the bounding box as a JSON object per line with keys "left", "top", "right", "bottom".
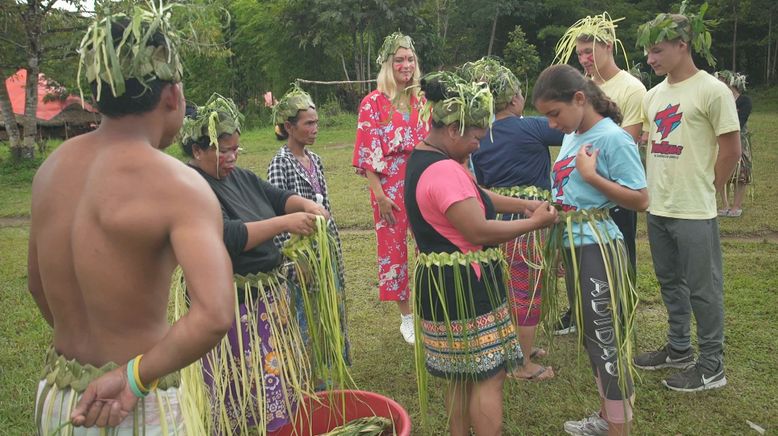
{"left": 2, "top": 99, "right": 777, "bottom": 435}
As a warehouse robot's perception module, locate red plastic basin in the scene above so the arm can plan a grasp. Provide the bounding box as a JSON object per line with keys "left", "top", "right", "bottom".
{"left": 273, "top": 389, "right": 411, "bottom": 436}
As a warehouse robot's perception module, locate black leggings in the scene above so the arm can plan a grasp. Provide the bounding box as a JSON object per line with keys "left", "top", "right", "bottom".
{"left": 564, "top": 243, "right": 634, "bottom": 404}
{"left": 609, "top": 206, "right": 637, "bottom": 276}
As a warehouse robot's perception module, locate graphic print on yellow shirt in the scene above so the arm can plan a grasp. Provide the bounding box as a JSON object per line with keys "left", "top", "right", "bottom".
{"left": 651, "top": 103, "right": 684, "bottom": 157}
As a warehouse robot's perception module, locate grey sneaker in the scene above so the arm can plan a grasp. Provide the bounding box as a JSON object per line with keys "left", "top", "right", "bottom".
{"left": 554, "top": 309, "right": 577, "bottom": 336}
{"left": 563, "top": 412, "right": 608, "bottom": 435}
{"left": 634, "top": 344, "right": 694, "bottom": 370}
{"left": 662, "top": 363, "right": 727, "bottom": 392}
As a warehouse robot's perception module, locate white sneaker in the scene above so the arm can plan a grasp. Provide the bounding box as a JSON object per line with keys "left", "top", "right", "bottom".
{"left": 399, "top": 315, "right": 415, "bottom": 344}
{"left": 563, "top": 412, "right": 608, "bottom": 435}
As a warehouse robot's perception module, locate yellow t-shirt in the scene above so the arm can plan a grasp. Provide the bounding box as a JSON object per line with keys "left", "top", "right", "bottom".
{"left": 642, "top": 70, "right": 740, "bottom": 219}
{"left": 601, "top": 70, "right": 647, "bottom": 129}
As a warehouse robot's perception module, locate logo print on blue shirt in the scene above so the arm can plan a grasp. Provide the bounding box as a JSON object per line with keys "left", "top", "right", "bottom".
{"left": 552, "top": 155, "right": 576, "bottom": 201}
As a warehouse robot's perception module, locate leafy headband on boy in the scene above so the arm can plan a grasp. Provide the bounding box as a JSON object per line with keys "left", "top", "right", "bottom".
{"left": 420, "top": 71, "right": 493, "bottom": 134}
{"left": 714, "top": 70, "right": 747, "bottom": 92}
{"left": 272, "top": 84, "right": 316, "bottom": 126}
{"left": 636, "top": 0, "right": 718, "bottom": 66}
{"left": 458, "top": 57, "right": 520, "bottom": 110}
{"left": 376, "top": 31, "right": 416, "bottom": 65}
{"left": 554, "top": 12, "right": 630, "bottom": 68}
{"left": 180, "top": 93, "right": 244, "bottom": 148}
{"left": 78, "top": 1, "right": 183, "bottom": 102}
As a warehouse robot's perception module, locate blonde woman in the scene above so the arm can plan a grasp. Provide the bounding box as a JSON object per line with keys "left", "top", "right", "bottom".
{"left": 352, "top": 32, "right": 429, "bottom": 344}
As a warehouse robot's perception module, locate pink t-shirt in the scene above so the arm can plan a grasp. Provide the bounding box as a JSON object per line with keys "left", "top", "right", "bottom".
{"left": 416, "top": 159, "right": 485, "bottom": 254}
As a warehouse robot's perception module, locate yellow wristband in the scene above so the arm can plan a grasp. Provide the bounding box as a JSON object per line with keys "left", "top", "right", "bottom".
{"left": 132, "top": 354, "right": 148, "bottom": 393}
{"left": 133, "top": 354, "right": 159, "bottom": 393}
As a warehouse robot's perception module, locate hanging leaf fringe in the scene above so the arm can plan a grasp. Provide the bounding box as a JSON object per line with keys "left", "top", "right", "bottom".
{"left": 540, "top": 208, "right": 639, "bottom": 414}
{"left": 412, "top": 247, "right": 521, "bottom": 432}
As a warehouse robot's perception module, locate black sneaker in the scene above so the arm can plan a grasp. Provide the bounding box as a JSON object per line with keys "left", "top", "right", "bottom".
{"left": 634, "top": 344, "right": 694, "bottom": 370}
{"left": 553, "top": 309, "right": 576, "bottom": 336}
{"left": 662, "top": 363, "right": 727, "bottom": 392}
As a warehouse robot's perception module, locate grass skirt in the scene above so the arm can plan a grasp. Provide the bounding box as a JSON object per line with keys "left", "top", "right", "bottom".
{"left": 172, "top": 270, "right": 312, "bottom": 436}
{"left": 412, "top": 248, "right": 521, "bottom": 423}
{"left": 35, "top": 347, "right": 194, "bottom": 436}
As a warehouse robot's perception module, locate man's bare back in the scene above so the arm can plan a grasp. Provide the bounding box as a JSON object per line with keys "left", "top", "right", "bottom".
{"left": 30, "top": 128, "right": 217, "bottom": 365}
{"left": 30, "top": 104, "right": 236, "bottom": 428}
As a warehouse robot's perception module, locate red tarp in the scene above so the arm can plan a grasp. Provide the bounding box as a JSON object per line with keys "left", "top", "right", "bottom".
{"left": 5, "top": 68, "right": 96, "bottom": 121}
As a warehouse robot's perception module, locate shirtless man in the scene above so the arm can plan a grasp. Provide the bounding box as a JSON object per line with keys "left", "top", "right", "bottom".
{"left": 28, "top": 9, "right": 237, "bottom": 433}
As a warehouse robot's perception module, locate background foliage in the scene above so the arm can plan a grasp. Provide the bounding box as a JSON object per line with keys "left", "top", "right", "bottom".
{"left": 3, "top": 0, "right": 775, "bottom": 134}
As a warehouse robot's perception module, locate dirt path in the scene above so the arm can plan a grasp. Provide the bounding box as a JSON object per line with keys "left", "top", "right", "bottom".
{"left": 3, "top": 216, "right": 777, "bottom": 243}
{"left": 0, "top": 217, "right": 30, "bottom": 228}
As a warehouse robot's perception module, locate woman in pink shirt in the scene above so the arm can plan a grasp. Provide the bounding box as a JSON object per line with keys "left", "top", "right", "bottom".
{"left": 405, "top": 71, "right": 557, "bottom": 436}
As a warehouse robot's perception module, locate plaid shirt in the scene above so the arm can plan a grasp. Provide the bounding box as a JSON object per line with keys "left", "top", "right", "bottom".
{"left": 267, "top": 145, "right": 346, "bottom": 287}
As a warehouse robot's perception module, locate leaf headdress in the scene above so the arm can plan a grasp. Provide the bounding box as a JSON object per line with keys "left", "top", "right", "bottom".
{"left": 376, "top": 31, "right": 416, "bottom": 65}
{"left": 553, "top": 12, "right": 631, "bottom": 71}
{"left": 458, "top": 57, "right": 520, "bottom": 110}
{"left": 714, "top": 70, "right": 747, "bottom": 92}
{"left": 420, "top": 71, "right": 494, "bottom": 135}
{"left": 272, "top": 84, "right": 316, "bottom": 125}
{"left": 636, "top": 0, "right": 718, "bottom": 66}
{"left": 180, "top": 93, "right": 244, "bottom": 150}
{"left": 77, "top": 1, "right": 183, "bottom": 102}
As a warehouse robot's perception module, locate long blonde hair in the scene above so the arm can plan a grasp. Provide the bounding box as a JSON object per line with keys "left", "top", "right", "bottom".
{"left": 376, "top": 50, "right": 423, "bottom": 106}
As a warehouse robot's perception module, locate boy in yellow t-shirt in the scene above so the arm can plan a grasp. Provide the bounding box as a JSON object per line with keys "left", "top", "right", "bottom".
{"left": 633, "top": 8, "right": 741, "bottom": 393}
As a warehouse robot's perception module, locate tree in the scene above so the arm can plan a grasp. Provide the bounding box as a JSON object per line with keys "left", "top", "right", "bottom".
{"left": 173, "top": 0, "right": 235, "bottom": 105}
{"left": 0, "top": 74, "right": 23, "bottom": 151}
{"left": 0, "top": 0, "right": 85, "bottom": 160}
{"left": 502, "top": 25, "right": 540, "bottom": 88}
{"left": 0, "top": 4, "right": 25, "bottom": 151}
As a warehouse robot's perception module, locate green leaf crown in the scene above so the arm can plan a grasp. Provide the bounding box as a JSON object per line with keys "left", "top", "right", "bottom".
{"left": 419, "top": 71, "right": 494, "bottom": 134}
{"left": 180, "top": 93, "right": 244, "bottom": 148}
{"left": 714, "top": 70, "right": 747, "bottom": 92}
{"left": 554, "top": 12, "right": 628, "bottom": 67}
{"left": 77, "top": 1, "right": 183, "bottom": 101}
{"left": 272, "top": 84, "right": 316, "bottom": 125}
{"left": 458, "top": 57, "right": 520, "bottom": 110}
{"left": 376, "top": 31, "right": 416, "bottom": 66}
{"left": 636, "top": 0, "right": 718, "bottom": 66}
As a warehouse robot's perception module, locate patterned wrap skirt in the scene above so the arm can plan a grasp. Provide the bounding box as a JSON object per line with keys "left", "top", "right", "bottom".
{"left": 493, "top": 186, "right": 550, "bottom": 327}
{"left": 413, "top": 248, "right": 522, "bottom": 381}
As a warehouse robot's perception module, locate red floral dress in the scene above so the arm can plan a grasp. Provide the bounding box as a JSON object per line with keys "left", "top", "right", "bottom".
{"left": 352, "top": 90, "right": 429, "bottom": 301}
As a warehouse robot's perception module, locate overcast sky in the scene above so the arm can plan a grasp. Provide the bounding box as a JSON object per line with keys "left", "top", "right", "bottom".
{"left": 54, "top": 0, "right": 95, "bottom": 14}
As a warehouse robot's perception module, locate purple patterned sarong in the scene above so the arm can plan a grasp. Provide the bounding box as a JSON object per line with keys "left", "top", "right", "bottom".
{"left": 201, "top": 290, "right": 298, "bottom": 434}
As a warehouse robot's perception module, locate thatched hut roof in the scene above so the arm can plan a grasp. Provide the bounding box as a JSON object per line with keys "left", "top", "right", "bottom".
{"left": 2, "top": 69, "right": 100, "bottom": 130}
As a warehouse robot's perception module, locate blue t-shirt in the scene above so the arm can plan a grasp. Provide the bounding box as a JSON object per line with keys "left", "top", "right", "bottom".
{"left": 551, "top": 117, "right": 646, "bottom": 246}
{"left": 472, "top": 116, "right": 563, "bottom": 191}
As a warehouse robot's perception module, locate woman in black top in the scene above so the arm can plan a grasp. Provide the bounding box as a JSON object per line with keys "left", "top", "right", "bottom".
{"left": 181, "top": 94, "right": 327, "bottom": 434}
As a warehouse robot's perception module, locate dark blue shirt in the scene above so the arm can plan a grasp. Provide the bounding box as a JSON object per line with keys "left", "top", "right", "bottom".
{"left": 472, "top": 116, "right": 563, "bottom": 191}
